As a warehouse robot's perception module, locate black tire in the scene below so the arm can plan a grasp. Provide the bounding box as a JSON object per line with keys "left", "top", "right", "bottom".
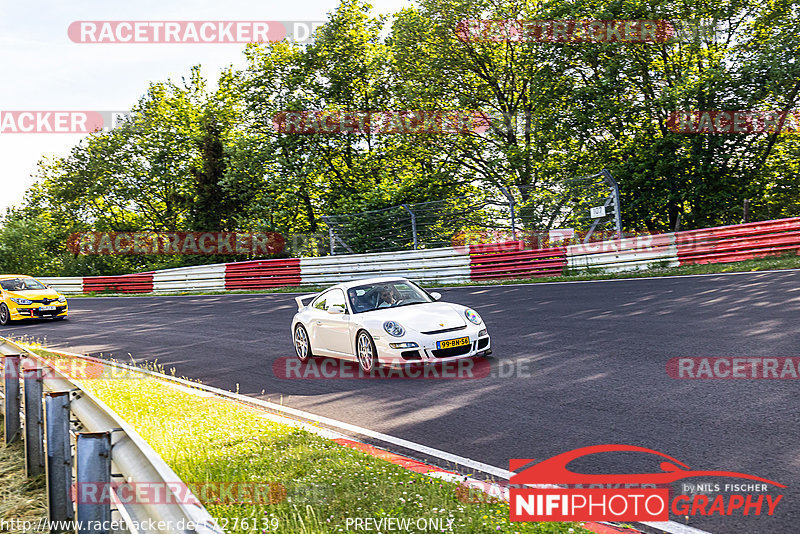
{"left": 0, "top": 304, "right": 10, "bottom": 326}
{"left": 293, "top": 324, "right": 313, "bottom": 362}
{"left": 53, "top": 316, "right": 67, "bottom": 321}
{"left": 356, "top": 330, "right": 379, "bottom": 374}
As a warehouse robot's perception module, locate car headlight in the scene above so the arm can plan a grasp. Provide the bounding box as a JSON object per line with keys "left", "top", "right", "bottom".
{"left": 465, "top": 308, "right": 482, "bottom": 325}
{"left": 383, "top": 321, "right": 405, "bottom": 337}
{"left": 478, "top": 329, "right": 488, "bottom": 337}
{"left": 10, "top": 298, "right": 32, "bottom": 305}
{"left": 58, "top": 296, "right": 66, "bottom": 302}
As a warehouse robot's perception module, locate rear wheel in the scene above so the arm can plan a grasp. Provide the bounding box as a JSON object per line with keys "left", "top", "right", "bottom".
{"left": 293, "top": 324, "right": 313, "bottom": 362}
{"left": 356, "top": 331, "right": 378, "bottom": 373}
{"left": 0, "top": 304, "right": 10, "bottom": 326}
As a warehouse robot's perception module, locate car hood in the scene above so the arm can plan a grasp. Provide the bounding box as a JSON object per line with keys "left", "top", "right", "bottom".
{"left": 364, "top": 302, "right": 467, "bottom": 333}
{"left": 4, "top": 290, "right": 62, "bottom": 301}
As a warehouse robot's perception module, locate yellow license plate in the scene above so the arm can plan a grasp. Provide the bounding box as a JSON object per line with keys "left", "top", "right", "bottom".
{"left": 437, "top": 337, "right": 470, "bottom": 350}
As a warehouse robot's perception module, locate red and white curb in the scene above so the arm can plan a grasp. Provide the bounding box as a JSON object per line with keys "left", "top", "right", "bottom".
{"left": 332, "top": 439, "right": 646, "bottom": 534}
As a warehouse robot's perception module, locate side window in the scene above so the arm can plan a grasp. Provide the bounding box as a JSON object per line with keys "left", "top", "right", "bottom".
{"left": 327, "top": 289, "right": 347, "bottom": 313}
{"left": 313, "top": 291, "right": 329, "bottom": 310}
{"left": 312, "top": 289, "right": 346, "bottom": 312}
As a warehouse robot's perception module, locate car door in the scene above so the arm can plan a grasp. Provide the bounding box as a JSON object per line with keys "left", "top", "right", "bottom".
{"left": 313, "top": 289, "right": 354, "bottom": 357}
{"left": 308, "top": 290, "right": 334, "bottom": 356}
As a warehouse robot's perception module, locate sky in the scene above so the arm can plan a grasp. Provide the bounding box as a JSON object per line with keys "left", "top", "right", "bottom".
{"left": 0, "top": 0, "right": 412, "bottom": 214}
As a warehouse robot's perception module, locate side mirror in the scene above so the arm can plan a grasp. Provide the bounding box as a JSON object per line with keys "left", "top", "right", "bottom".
{"left": 328, "top": 305, "right": 346, "bottom": 315}
{"left": 430, "top": 292, "right": 442, "bottom": 301}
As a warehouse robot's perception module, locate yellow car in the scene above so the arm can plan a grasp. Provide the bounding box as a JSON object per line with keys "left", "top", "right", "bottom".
{"left": 0, "top": 275, "right": 68, "bottom": 325}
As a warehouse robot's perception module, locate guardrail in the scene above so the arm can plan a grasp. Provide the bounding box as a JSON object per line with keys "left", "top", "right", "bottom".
{"left": 225, "top": 258, "right": 301, "bottom": 290}
{"left": 676, "top": 217, "right": 800, "bottom": 265}
{"left": 153, "top": 265, "right": 226, "bottom": 292}
{"left": 83, "top": 273, "right": 155, "bottom": 294}
{"left": 566, "top": 233, "right": 679, "bottom": 272}
{"left": 38, "top": 277, "right": 84, "bottom": 295}
{"left": 0, "top": 337, "right": 223, "bottom": 534}
{"left": 469, "top": 245, "right": 567, "bottom": 280}
{"left": 35, "top": 217, "right": 800, "bottom": 292}
{"left": 300, "top": 247, "right": 470, "bottom": 285}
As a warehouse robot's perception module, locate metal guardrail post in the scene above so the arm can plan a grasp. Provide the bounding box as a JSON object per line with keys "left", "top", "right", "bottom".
{"left": 76, "top": 432, "right": 112, "bottom": 534}
{"left": 1, "top": 337, "right": 224, "bottom": 534}
{"left": 46, "top": 391, "right": 74, "bottom": 529}
{"left": 401, "top": 204, "right": 419, "bottom": 250}
{"left": 321, "top": 215, "right": 336, "bottom": 255}
{"left": 600, "top": 168, "right": 623, "bottom": 240}
{"left": 24, "top": 366, "right": 46, "bottom": 477}
{"left": 497, "top": 185, "right": 516, "bottom": 241}
{"left": 4, "top": 355, "right": 22, "bottom": 444}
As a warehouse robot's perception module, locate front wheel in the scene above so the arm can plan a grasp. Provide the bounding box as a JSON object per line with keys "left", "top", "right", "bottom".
{"left": 293, "top": 324, "right": 313, "bottom": 362}
{"left": 356, "top": 331, "right": 378, "bottom": 374}
{"left": 0, "top": 304, "right": 10, "bottom": 326}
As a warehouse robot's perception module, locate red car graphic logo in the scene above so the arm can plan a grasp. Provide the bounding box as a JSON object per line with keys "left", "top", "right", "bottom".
{"left": 510, "top": 444, "right": 785, "bottom": 487}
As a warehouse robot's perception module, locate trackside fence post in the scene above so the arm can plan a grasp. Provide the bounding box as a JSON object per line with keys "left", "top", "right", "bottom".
{"left": 23, "top": 366, "right": 46, "bottom": 477}
{"left": 401, "top": 204, "right": 419, "bottom": 250}
{"left": 4, "top": 355, "right": 22, "bottom": 444}
{"left": 76, "top": 432, "right": 112, "bottom": 534}
{"left": 46, "top": 391, "right": 74, "bottom": 529}
{"left": 600, "top": 168, "right": 623, "bottom": 240}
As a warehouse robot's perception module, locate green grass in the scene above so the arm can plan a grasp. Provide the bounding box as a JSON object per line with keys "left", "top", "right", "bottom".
{"left": 31, "top": 349, "right": 588, "bottom": 534}
{"left": 64, "top": 252, "right": 800, "bottom": 298}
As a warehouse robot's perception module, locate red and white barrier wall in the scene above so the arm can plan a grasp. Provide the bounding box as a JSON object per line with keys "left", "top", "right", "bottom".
{"left": 301, "top": 248, "right": 471, "bottom": 285}
{"left": 38, "top": 217, "right": 800, "bottom": 293}
{"left": 226, "top": 259, "right": 301, "bottom": 289}
{"left": 469, "top": 242, "right": 567, "bottom": 280}
{"left": 566, "top": 233, "right": 679, "bottom": 273}
{"left": 675, "top": 217, "right": 800, "bottom": 265}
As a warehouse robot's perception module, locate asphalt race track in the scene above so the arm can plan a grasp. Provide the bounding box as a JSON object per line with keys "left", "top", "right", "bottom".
{"left": 4, "top": 270, "right": 799, "bottom": 534}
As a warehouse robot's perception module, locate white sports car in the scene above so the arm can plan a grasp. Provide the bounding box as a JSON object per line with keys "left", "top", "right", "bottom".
{"left": 291, "top": 277, "right": 491, "bottom": 373}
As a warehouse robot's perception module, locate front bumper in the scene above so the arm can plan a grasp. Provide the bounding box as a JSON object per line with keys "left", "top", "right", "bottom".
{"left": 375, "top": 328, "right": 491, "bottom": 367}
{"left": 9, "top": 303, "right": 68, "bottom": 320}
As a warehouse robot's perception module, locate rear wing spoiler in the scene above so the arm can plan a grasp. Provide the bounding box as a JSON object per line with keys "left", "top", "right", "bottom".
{"left": 295, "top": 293, "right": 318, "bottom": 311}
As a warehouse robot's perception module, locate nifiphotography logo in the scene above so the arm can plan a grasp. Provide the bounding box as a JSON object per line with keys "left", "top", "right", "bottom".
{"left": 509, "top": 444, "right": 785, "bottom": 522}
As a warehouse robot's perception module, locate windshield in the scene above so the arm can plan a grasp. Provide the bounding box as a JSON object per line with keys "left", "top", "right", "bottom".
{"left": 347, "top": 280, "right": 432, "bottom": 313}
{"left": 0, "top": 277, "right": 47, "bottom": 291}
